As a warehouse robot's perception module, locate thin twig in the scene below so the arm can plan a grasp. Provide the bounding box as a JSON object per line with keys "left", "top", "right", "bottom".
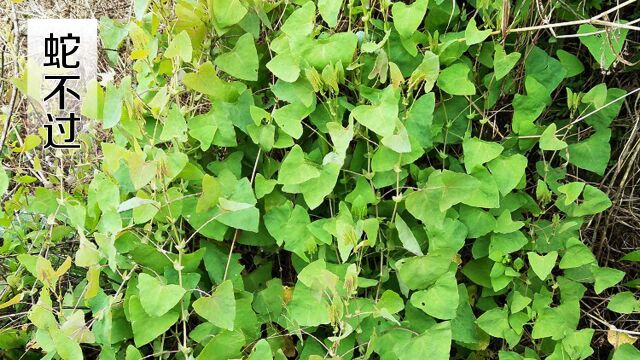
{"left": 489, "top": 0, "right": 637, "bottom": 36}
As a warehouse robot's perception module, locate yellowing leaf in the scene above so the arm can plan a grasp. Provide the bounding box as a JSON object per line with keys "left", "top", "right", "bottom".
{"left": 608, "top": 328, "right": 637, "bottom": 348}
{"left": 0, "top": 293, "right": 22, "bottom": 310}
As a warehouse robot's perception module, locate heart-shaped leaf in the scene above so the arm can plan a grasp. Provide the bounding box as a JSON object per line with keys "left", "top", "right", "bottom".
{"left": 463, "top": 137, "right": 503, "bottom": 173}
{"left": 193, "top": 280, "right": 236, "bottom": 330}
{"left": 214, "top": 33, "right": 258, "bottom": 81}
{"left": 558, "top": 181, "right": 585, "bottom": 205}
{"left": 137, "top": 273, "right": 186, "bottom": 317}
{"left": 527, "top": 251, "right": 558, "bottom": 280}
{"left": 129, "top": 295, "right": 179, "bottom": 346}
{"left": 437, "top": 63, "right": 476, "bottom": 96}
{"left": 539, "top": 123, "right": 567, "bottom": 151}
{"left": 391, "top": 0, "right": 428, "bottom": 39}
{"left": 465, "top": 18, "right": 491, "bottom": 45}
{"left": 351, "top": 85, "right": 398, "bottom": 137}
{"left": 277, "top": 145, "right": 321, "bottom": 185}
{"left": 164, "top": 30, "right": 192, "bottom": 63}
{"left": 210, "top": 0, "right": 248, "bottom": 28}
{"left": 494, "top": 45, "right": 521, "bottom": 80}
{"left": 578, "top": 24, "right": 628, "bottom": 70}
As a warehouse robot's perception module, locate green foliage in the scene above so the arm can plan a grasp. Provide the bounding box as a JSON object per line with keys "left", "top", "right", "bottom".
{"left": 1, "top": 1, "right": 638, "bottom": 359}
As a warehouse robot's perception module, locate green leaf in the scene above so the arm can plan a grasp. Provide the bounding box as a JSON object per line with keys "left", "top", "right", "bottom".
{"left": 612, "top": 344, "right": 640, "bottom": 360}
{"left": 558, "top": 182, "right": 585, "bottom": 205}
{"left": 459, "top": 206, "right": 495, "bottom": 238}
{"left": 247, "top": 339, "right": 273, "bottom": 360}
{"left": 562, "top": 129, "right": 611, "bottom": 176}
{"left": 264, "top": 203, "right": 317, "bottom": 261}
{"left": 525, "top": 47, "right": 566, "bottom": 95}
{"left": 376, "top": 290, "right": 405, "bottom": 315}
{"left": 288, "top": 281, "right": 331, "bottom": 326}
{"left": 571, "top": 185, "right": 612, "bottom": 216}
{"left": 196, "top": 330, "right": 245, "bottom": 360}
{"left": 351, "top": 85, "right": 398, "bottom": 137}
{"left": 527, "top": 251, "right": 557, "bottom": 280}
{"left": 494, "top": 45, "right": 521, "bottom": 80}
{"left": 562, "top": 328, "right": 594, "bottom": 359}
{"left": 395, "top": 214, "right": 423, "bottom": 256}
{"left": 295, "top": 161, "right": 342, "bottom": 210}
{"left": 272, "top": 102, "right": 314, "bottom": 139}
{"left": 303, "top": 32, "right": 358, "bottom": 69}
{"left": 493, "top": 210, "right": 524, "bottom": 234}
{"left": 216, "top": 178, "right": 260, "bottom": 232}
{"left": 578, "top": 24, "right": 628, "bottom": 70}
{"left": 103, "top": 82, "right": 123, "bottom": 129}
{"left": 214, "top": 33, "right": 259, "bottom": 81}
{"left": 593, "top": 267, "right": 625, "bottom": 294}
{"left": 607, "top": 291, "right": 638, "bottom": 314}
{"left": 437, "top": 63, "right": 475, "bottom": 96}
{"left": 408, "top": 51, "right": 439, "bottom": 92}
{"left": 159, "top": 104, "right": 188, "bottom": 142}
{"left": 405, "top": 93, "right": 435, "bottom": 149}
{"left": 129, "top": 295, "right": 179, "bottom": 347}
{"left": 463, "top": 137, "right": 503, "bottom": 173}
{"left": 531, "top": 301, "right": 580, "bottom": 340}
{"left": 254, "top": 174, "right": 276, "bottom": 200}
{"left": 188, "top": 105, "right": 237, "bottom": 150}
{"left": 183, "top": 61, "right": 243, "bottom": 101}
{"left": 187, "top": 115, "right": 217, "bottom": 151}
{"left": 411, "top": 271, "right": 458, "bottom": 319}
{"left": 489, "top": 231, "right": 528, "bottom": 260}
{"left": 464, "top": 168, "right": 500, "bottom": 209}
{"left": 487, "top": 154, "right": 527, "bottom": 195}
{"left": 397, "top": 249, "right": 454, "bottom": 290}
{"left": 125, "top": 345, "right": 142, "bottom": 360}
{"left": 557, "top": 49, "right": 584, "bottom": 77}
{"left": 318, "top": 0, "right": 342, "bottom": 28}
{"left": 193, "top": 280, "right": 236, "bottom": 331}
{"left": 476, "top": 307, "right": 510, "bottom": 338}
{"left": 277, "top": 145, "right": 321, "bottom": 185}
{"left": 136, "top": 273, "right": 185, "bottom": 317}
{"left": 266, "top": 53, "right": 300, "bottom": 82}
{"left": 398, "top": 321, "right": 451, "bottom": 360}
{"left": 539, "top": 123, "right": 567, "bottom": 151}
{"left": 621, "top": 250, "right": 640, "bottom": 262}
{"left": 424, "top": 170, "right": 481, "bottom": 211}
{"left": 0, "top": 166, "right": 10, "bottom": 196}
{"left": 465, "top": 18, "right": 491, "bottom": 45}
{"left": 209, "top": 0, "right": 247, "bottom": 28}
{"left": 391, "top": 0, "right": 428, "bottom": 39}
{"left": 196, "top": 174, "right": 222, "bottom": 213}
{"left": 164, "top": 30, "right": 192, "bottom": 63}
{"left": 50, "top": 327, "right": 83, "bottom": 360}
{"left": 99, "top": 17, "right": 129, "bottom": 64}
{"left": 582, "top": 83, "right": 608, "bottom": 109}
{"left": 65, "top": 203, "right": 86, "bottom": 229}
{"left": 281, "top": 2, "right": 315, "bottom": 38}
{"left": 510, "top": 292, "right": 531, "bottom": 314}
{"left": 559, "top": 242, "right": 596, "bottom": 269}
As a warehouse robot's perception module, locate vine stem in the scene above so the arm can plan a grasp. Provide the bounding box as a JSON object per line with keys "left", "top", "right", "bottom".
{"left": 582, "top": 310, "right": 640, "bottom": 336}
{"left": 223, "top": 148, "right": 262, "bottom": 281}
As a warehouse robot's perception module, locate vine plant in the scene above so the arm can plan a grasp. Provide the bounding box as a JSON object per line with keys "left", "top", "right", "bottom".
{"left": 1, "top": 0, "right": 639, "bottom": 359}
